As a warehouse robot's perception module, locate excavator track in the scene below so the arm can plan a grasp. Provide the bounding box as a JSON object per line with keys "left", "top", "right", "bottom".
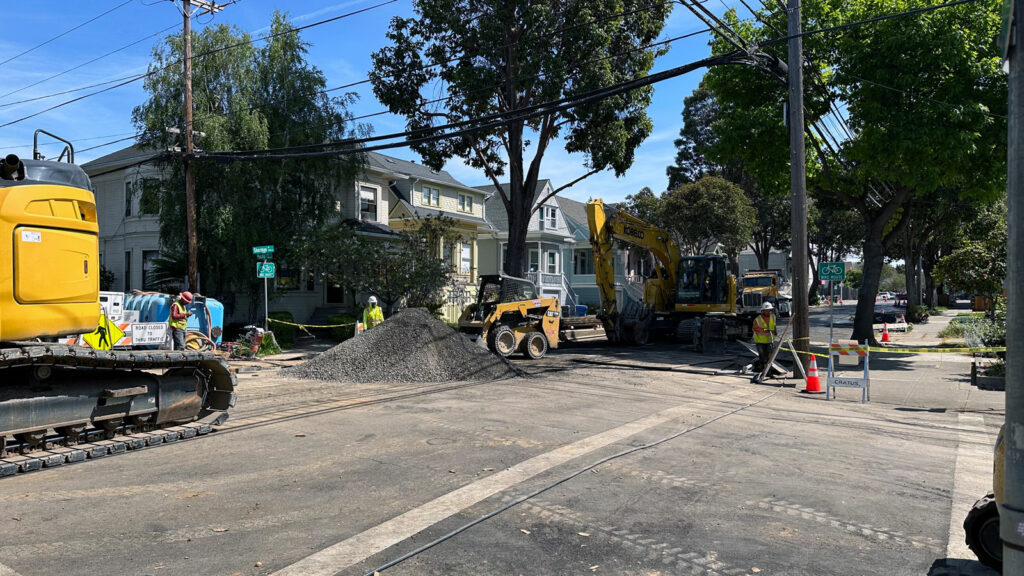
{"left": 0, "top": 343, "right": 236, "bottom": 477}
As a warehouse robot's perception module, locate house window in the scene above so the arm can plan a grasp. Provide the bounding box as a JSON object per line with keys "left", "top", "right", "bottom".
{"left": 306, "top": 268, "right": 316, "bottom": 291}
{"left": 142, "top": 250, "right": 160, "bottom": 290}
{"left": 443, "top": 242, "right": 454, "bottom": 270}
{"left": 359, "top": 184, "right": 378, "bottom": 222}
{"left": 124, "top": 250, "right": 132, "bottom": 291}
{"left": 124, "top": 181, "right": 133, "bottom": 217}
{"left": 546, "top": 251, "right": 558, "bottom": 274}
{"left": 139, "top": 178, "right": 159, "bottom": 215}
{"left": 528, "top": 250, "right": 539, "bottom": 273}
{"left": 458, "top": 194, "right": 473, "bottom": 212}
{"left": 574, "top": 249, "right": 594, "bottom": 274}
{"left": 545, "top": 206, "right": 557, "bottom": 229}
{"left": 423, "top": 186, "right": 440, "bottom": 206}
{"left": 461, "top": 242, "right": 472, "bottom": 275}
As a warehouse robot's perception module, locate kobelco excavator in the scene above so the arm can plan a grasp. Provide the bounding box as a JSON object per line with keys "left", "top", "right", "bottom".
{"left": 0, "top": 132, "right": 235, "bottom": 473}
{"left": 586, "top": 199, "right": 751, "bottom": 346}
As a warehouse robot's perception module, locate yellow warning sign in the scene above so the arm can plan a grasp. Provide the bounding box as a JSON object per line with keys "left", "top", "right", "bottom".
{"left": 82, "top": 314, "right": 125, "bottom": 350}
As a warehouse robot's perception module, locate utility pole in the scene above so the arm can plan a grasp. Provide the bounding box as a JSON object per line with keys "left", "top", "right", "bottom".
{"left": 787, "top": 0, "right": 809, "bottom": 369}
{"left": 180, "top": 0, "right": 223, "bottom": 293}
{"left": 1003, "top": 0, "right": 1022, "bottom": 571}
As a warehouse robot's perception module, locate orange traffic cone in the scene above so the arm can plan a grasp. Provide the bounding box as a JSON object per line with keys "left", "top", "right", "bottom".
{"left": 838, "top": 296, "right": 843, "bottom": 305}
{"left": 881, "top": 322, "right": 891, "bottom": 342}
{"left": 802, "top": 354, "right": 824, "bottom": 394}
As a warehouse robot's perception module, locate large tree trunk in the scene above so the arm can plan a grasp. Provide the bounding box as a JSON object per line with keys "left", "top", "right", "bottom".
{"left": 504, "top": 209, "right": 530, "bottom": 277}
{"left": 853, "top": 235, "right": 885, "bottom": 342}
{"left": 807, "top": 240, "right": 820, "bottom": 303}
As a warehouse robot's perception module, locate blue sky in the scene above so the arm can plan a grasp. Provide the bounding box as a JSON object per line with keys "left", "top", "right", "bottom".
{"left": 0, "top": 0, "right": 739, "bottom": 203}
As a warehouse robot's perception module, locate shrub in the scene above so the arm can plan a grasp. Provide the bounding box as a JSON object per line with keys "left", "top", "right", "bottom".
{"left": 327, "top": 313, "right": 357, "bottom": 342}
{"left": 907, "top": 305, "right": 930, "bottom": 323}
{"left": 268, "top": 311, "right": 297, "bottom": 348}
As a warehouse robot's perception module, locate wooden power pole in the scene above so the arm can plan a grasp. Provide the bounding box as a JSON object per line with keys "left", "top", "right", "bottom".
{"left": 786, "top": 0, "right": 809, "bottom": 369}
{"left": 180, "top": 0, "right": 223, "bottom": 292}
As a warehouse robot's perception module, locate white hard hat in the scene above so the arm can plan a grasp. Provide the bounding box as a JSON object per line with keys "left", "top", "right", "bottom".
{"left": 368, "top": 296, "right": 378, "bottom": 304}
{"left": 761, "top": 302, "right": 774, "bottom": 311}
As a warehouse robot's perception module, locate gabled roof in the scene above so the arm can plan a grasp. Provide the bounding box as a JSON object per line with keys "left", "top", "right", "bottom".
{"left": 476, "top": 180, "right": 555, "bottom": 232}
{"left": 81, "top": 145, "right": 163, "bottom": 175}
{"left": 342, "top": 218, "right": 401, "bottom": 238}
{"left": 366, "top": 152, "right": 484, "bottom": 196}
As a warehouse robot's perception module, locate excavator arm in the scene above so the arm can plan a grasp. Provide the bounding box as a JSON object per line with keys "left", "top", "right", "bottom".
{"left": 586, "top": 199, "right": 681, "bottom": 342}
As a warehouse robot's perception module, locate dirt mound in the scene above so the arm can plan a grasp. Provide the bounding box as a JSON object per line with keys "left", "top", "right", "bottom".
{"left": 283, "top": 308, "right": 520, "bottom": 383}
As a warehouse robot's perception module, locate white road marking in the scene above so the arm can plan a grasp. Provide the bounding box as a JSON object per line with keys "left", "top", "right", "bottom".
{"left": 272, "top": 389, "right": 752, "bottom": 576}
{"left": 947, "top": 412, "right": 995, "bottom": 560}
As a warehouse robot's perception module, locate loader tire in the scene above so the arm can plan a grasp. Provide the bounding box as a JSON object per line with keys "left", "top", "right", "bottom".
{"left": 523, "top": 331, "right": 548, "bottom": 359}
{"left": 964, "top": 493, "right": 1002, "bottom": 572}
{"left": 488, "top": 325, "right": 518, "bottom": 358}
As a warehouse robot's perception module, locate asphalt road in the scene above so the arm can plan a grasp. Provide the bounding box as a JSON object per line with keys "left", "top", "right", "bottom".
{"left": 0, "top": 305, "right": 1004, "bottom": 576}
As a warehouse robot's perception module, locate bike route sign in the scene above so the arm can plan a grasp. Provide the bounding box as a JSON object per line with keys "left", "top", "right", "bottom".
{"left": 257, "top": 261, "right": 276, "bottom": 279}
{"left": 819, "top": 261, "right": 845, "bottom": 282}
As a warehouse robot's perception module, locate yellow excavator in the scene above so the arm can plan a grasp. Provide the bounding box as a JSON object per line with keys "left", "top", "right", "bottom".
{"left": 586, "top": 199, "right": 750, "bottom": 346}
{"left": 0, "top": 132, "right": 235, "bottom": 473}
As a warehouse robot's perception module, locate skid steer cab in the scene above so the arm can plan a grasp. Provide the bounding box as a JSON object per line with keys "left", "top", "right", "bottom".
{"left": 458, "top": 274, "right": 560, "bottom": 359}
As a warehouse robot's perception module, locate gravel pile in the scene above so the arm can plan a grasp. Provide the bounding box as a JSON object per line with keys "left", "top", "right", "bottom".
{"left": 283, "top": 307, "right": 520, "bottom": 383}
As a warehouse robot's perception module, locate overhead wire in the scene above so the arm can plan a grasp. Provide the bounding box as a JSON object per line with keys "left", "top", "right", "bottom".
{"left": 0, "top": 24, "right": 180, "bottom": 102}
{"left": 0, "top": 0, "right": 135, "bottom": 67}
{"left": 0, "top": 0, "right": 400, "bottom": 129}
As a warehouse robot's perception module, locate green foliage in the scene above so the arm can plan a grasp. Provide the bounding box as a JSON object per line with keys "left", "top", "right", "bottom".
{"left": 964, "top": 298, "right": 1007, "bottom": 349}
{"left": 99, "top": 266, "right": 116, "bottom": 291}
{"left": 327, "top": 314, "right": 357, "bottom": 342}
{"left": 258, "top": 332, "right": 282, "bottom": 356}
{"left": 661, "top": 176, "right": 756, "bottom": 256}
{"left": 307, "top": 215, "right": 459, "bottom": 313}
{"left": 132, "top": 12, "right": 364, "bottom": 304}
{"left": 907, "top": 304, "right": 929, "bottom": 323}
{"left": 370, "top": 0, "right": 672, "bottom": 275}
{"left": 933, "top": 202, "right": 1007, "bottom": 317}
{"left": 845, "top": 268, "right": 863, "bottom": 289}
{"left": 268, "top": 311, "right": 297, "bottom": 348}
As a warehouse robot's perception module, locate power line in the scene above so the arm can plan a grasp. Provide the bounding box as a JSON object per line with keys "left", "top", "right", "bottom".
{"left": 0, "top": 0, "right": 135, "bottom": 67}
{"left": 198, "top": 51, "right": 744, "bottom": 162}
{"left": 0, "top": 0, "right": 399, "bottom": 129}
{"left": 0, "top": 24, "right": 180, "bottom": 103}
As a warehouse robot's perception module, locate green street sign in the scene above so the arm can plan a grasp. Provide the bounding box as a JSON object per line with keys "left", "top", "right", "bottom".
{"left": 819, "top": 261, "right": 845, "bottom": 282}
{"left": 257, "top": 261, "right": 276, "bottom": 279}
{"left": 252, "top": 245, "right": 275, "bottom": 256}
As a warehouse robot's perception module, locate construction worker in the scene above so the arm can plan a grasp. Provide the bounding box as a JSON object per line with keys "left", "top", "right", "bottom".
{"left": 363, "top": 296, "right": 384, "bottom": 329}
{"left": 169, "top": 291, "right": 193, "bottom": 350}
{"left": 752, "top": 302, "right": 777, "bottom": 382}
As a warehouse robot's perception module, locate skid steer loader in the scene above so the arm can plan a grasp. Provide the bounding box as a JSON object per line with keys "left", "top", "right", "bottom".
{"left": 457, "top": 274, "right": 560, "bottom": 359}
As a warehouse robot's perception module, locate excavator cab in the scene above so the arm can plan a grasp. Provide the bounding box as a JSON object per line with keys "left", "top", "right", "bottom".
{"left": 676, "top": 255, "right": 729, "bottom": 308}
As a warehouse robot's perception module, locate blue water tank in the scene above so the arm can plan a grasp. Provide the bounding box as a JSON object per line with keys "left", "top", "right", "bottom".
{"left": 575, "top": 304, "right": 588, "bottom": 317}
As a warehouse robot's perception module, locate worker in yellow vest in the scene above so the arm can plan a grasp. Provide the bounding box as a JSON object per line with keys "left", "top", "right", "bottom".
{"left": 363, "top": 296, "right": 384, "bottom": 330}
{"left": 169, "top": 291, "right": 193, "bottom": 350}
{"left": 751, "top": 302, "right": 776, "bottom": 382}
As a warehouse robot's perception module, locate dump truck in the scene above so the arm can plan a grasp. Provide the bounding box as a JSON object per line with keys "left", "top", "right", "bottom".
{"left": 739, "top": 269, "right": 792, "bottom": 317}
{"left": 0, "top": 132, "right": 235, "bottom": 470}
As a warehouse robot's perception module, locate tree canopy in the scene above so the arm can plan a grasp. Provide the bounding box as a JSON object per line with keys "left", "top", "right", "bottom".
{"left": 132, "top": 12, "right": 362, "bottom": 311}
{"left": 370, "top": 0, "right": 673, "bottom": 276}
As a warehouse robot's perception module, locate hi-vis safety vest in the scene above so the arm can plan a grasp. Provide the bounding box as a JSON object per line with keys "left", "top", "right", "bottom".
{"left": 169, "top": 301, "right": 188, "bottom": 331}
{"left": 363, "top": 305, "right": 384, "bottom": 328}
{"left": 753, "top": 314, "right": 776, "bottom": 344}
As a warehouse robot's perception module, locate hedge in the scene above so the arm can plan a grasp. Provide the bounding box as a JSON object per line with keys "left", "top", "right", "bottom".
{"left": 268, "top": 311, "right": 297, "bottom": 348}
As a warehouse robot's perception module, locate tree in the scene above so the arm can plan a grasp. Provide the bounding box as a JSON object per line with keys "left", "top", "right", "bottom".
{"left": 822, "top": 0, "right": 1006, "bottom": 340}
{"left": 370, "top": 0, "right": 672, "bottom": 277}
{"left": 132, "top": 13, "right": 362, "bottom": 317}
{"left": 661, "top": 176, "right": 756, "bottom": 258}
{"left": 698, "top": 0, "right": 1006, "bottom": 341}
{"left": 933, "top": 201, "right": 1007, "bottom": 318}
{"left": 309, "top": 216, "right": 460, "bottom": 316}
{"left": 667, "top": 83, "right": 791, "bottom": 272}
